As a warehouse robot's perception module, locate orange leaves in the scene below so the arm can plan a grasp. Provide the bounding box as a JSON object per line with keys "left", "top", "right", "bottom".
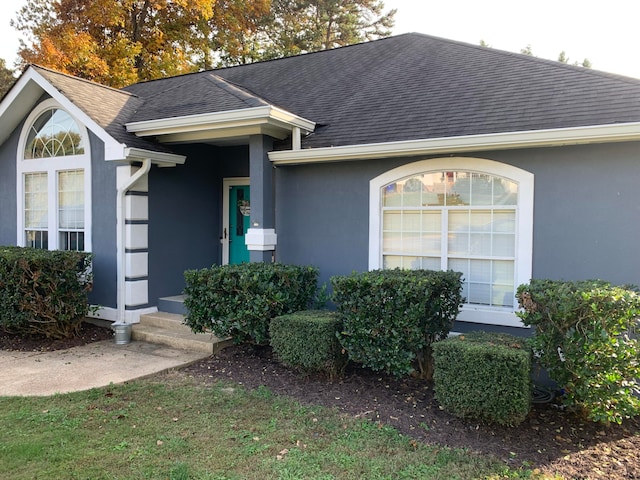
{"left": 16, "top": 0, "right": 209, "bottom": 86}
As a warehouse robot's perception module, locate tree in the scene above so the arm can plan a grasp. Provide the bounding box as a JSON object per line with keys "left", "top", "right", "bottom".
{"left": 215, "top": 0, "right": 396, "bottom": 65}
{"left": 13, "top": 0, "right": 393, "bottom": 84}
{"left": 12, "top": 0, "right": 223, "bottom": 87}
{"left": 558, "top": 50, "right": 592, "bottom": 68}
{"left": 520, "top": 44, "right": 533, "bottom": 56}
{"left": 0, "top": 59, "right": 17, "bottom": 98}
{"left": 518, "top": 44, "right": 591, "bottom": 68}
{"left": 15, "top": 0, "right": 221, "bottom": 86}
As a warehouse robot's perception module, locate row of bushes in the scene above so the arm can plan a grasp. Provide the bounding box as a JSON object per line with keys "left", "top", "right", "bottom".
{"left": 184, "top": 265, "right": 464, "bottom": 379}
{"left": 0, "top": 246, "right": 93, "bottom": 339}
{"left": 184, "top": 263, "right": 640, "bottom": 426}
{"left": 3, "top": 249, "right": 637, "bottom": 426}
{"left": 269, "top": 311, "right": 532, "bottom": 426}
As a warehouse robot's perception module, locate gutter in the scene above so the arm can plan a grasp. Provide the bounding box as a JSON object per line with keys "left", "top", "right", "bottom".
{"left": 116, "top": 159, "right": 151, "bottom": 323}
{"left": 268, "top": 122, "right": 640, "bottom": 165}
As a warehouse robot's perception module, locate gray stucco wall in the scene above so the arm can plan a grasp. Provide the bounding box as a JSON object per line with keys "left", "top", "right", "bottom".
{"left": 88, "top": 132, "right": 117, "bottom": 308}
{"left": 147, "top": 144, "right": 248, "bottom": 303}
{"left": 0, "top": 101, "right": 117, "bottom": 308}
{"left": 275, "top": 141, "right": 640, "bottom": 290}
{"left": 0, "top": 122, "right": 19, "bottom": 245}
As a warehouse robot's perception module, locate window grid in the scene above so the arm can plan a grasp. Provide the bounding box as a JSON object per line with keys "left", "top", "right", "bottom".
{"left": 19, "top": 103, "right": 89, "bottom": 253}
{"left": 381, "top": 171, "right": 518, "bottom": 308}
{"left": 24, "top": 109, "right": 84, "bottom": 159}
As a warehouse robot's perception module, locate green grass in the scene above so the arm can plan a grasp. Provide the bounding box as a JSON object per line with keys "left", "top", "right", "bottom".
{"left": 0, "top": 373, "right": 536, "bottom": 479}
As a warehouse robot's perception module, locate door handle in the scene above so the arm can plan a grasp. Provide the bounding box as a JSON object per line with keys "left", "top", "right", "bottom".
{"left": 224, "top": 228, "right": 227, "bottom": 239}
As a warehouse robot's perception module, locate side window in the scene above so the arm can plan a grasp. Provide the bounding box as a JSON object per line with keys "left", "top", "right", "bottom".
{"left": 370, "top": 158, "right": 533, "bottom": 326}
{"left": 17, "top": 100, "right": 91, "bottom": 252}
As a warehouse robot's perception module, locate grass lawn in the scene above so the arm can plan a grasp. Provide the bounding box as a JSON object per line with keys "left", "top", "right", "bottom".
{"left": 0, "top": 373, "right": 539, "bottom": 479}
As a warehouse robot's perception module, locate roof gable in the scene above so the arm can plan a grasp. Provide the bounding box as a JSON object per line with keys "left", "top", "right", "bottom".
{"left": 124, "top": 72, "right": 271, "bottom": 122}
{"left": 32, "top": 66, "right": 174, "bottom": 154}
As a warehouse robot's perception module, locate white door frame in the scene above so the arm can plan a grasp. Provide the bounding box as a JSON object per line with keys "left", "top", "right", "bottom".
{"left": 222, "top": 177, "right": 250, "bottom": 265}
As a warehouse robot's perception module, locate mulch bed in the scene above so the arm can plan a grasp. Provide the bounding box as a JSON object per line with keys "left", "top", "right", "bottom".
{"left": 0, "top": 322, "right": 113, "bottom": 352}
{"left": 182, "top": 344, "right": 640, "bottom": 480}
{"left": 2, "top": 327, "right": 639, "bottom": 479}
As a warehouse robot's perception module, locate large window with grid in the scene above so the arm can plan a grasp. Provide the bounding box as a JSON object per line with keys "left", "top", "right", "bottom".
{"left": 18, "top": 100, "right": 91, "bottom": 252}
{"left": 369, "top": 158, "right": 533, "bottom": 326}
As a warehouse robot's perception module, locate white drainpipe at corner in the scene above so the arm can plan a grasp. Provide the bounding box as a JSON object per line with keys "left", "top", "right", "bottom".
{"left": 116, "top": 159, "right": 151, "bottom": 324}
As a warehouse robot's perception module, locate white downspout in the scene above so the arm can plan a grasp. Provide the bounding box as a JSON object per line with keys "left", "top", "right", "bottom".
{"left": 116, "top": 159, "right": 151, "bottom": 323}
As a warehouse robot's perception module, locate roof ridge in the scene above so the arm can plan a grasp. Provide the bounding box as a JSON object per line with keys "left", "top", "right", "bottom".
{"left": 405, "top": 32, "right": 640, "bottom": 85}
{"left": 203, "top": 73, "right": 270, "bottom": 108}
{"left": 30, "top": 64, "right": 141, "bottom": 98}
{"left": 125, "top": 35, "right": 403, "bottom": 87}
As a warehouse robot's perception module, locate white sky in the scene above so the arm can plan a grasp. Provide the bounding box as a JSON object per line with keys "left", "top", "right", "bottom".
{"left": 1, "top": 0, "right": 639, "bottom": 79}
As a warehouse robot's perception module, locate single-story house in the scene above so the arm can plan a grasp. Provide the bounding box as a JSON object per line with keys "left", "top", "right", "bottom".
{"left": 1, "top": 33, "right": 639, "bottom": 332}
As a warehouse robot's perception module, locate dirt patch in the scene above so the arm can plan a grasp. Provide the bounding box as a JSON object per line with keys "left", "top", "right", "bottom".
{"left": 0, "top": 321, "right": 113, "bottom": 351}
{"left": 182, "top": 344, "right": 640, "bottom": 480}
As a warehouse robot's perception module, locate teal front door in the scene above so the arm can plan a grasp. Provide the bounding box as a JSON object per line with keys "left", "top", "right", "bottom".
{"left": 229, "top": 185, "right": 250, "bottom": 264}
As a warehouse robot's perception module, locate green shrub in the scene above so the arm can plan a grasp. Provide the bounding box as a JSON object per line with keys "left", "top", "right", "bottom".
{"left": 270, "top": 310, "right": 346, "bottom": 378}
{"left": 432, "top": 332, "right": 532, "bottom": 426}
{"left": 0, "top": 246, "right": 93, "bottom": 339}
{"left": 331, "top": 269, "right": 463, "bottom": 378}
{"left": 183, "top": 262, "right": 318, "bottom": 345}
{"left": 517, "top": 279, "right": 640, "bottom": 424}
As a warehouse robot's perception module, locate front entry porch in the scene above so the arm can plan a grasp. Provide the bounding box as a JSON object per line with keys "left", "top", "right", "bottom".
{"left": 132, "top": 309, "right": 232, "bottom": 354}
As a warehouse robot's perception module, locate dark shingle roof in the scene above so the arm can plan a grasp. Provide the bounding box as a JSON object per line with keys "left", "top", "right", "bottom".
{"left": 212, "top": 33, "right": 640, "bottom": 147}
{"left": 33, "top": 33, "right": 640, "bottom": 150}
{"left": 123, "top": 72, "right": 271, "bottom": 122}
{"left": 33, "top": 66, "right": 174, "bottom": 153}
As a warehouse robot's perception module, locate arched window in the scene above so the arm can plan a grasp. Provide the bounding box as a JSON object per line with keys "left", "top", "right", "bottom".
{"left": 17, "top": 100, "right": 91, "bottom": 252}
{"left": 369, "top": 158, "right": 533, "bottom": 327}
{"left": 24, "top": 108, "right": 85, "bottom": 159}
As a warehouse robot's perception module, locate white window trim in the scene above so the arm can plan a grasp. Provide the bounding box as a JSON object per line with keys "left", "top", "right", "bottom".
{"left": 369, "top": 157, "right": 534, "bottom": 327}
{"left": 16, "top": 99, "right": 92, "bottom": 251}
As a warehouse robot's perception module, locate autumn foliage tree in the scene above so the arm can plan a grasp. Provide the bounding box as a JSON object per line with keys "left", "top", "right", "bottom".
{"left": 0, "top": 59, "right": 17, "bottom": 98}
{"left": 12, "top": 0, "right": 395, "bottom": 86}
{"left": 13, "top": 0, "right": 221, "bottom": 87}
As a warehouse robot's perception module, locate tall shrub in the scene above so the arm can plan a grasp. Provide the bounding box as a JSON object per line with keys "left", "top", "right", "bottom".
{"left": 433, "top": 332, "right": 532, "bottom": 426}
{"left": 183, "top": 262, "right": 318, "bottom": 345}
{"left": 517, "top": 279, "right": 640, "bottom": 423}
{"left": 332, "top": 269, "right": 463, "bottom": 378}
{"left": 0, "top": 246, "right": 93, "bottom": 339}
{"left": 270, "top": 310, "right": 346, "bottom": 378}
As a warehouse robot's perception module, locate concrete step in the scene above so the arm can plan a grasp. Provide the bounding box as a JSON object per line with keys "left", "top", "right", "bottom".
{"left": 138, "top": 312, "right": 190, "bottom": 331}
{"left": 132, "top": 312, "right": 231, "bottom": 354}
{"left": 158, "top": 295, "right": 188, "bottom": 315}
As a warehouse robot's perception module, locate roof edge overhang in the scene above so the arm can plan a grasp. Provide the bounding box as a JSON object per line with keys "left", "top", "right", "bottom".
{"left": 269, "top": 122, "right": 640, "bottom": 165}
{"left": 0, "top": 66, "right": 127, "bottom": 160}
{"left": 125, "top": 106, "right": 316, "bottom": 143}
{"left": 121, "top": 147, "right": 186, "bottom": 166}
{"left": 0, "top": 66, "right": 185, "bottom": 166}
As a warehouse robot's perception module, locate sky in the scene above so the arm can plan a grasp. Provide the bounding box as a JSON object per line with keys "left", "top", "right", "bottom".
{"left": 0, "top": 0, "right": 638, "bottom": 79}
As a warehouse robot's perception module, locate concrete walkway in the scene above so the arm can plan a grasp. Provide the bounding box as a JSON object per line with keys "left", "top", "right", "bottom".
{"left": 0, "top": 340, "right": 211, "bottom": 397}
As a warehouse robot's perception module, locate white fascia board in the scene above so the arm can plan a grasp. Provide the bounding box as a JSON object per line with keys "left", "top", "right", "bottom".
{"left": 126, "top": 106, "right": 315, "bottom": 137}
{"left": 123, "top": 147, "right": 186, "bottom": 166}
{"left": 269, "top": 122, "right": 640, "bottom": 165}
{"left": 2, "top": 67, "right": 127, "bottom": 160}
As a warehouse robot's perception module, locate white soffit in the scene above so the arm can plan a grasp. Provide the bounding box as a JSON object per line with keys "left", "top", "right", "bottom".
{"left": 126, "top": 106, "right": 316, "bottom": 143}
{"left": 268, "top": 122, "right": 640, "bottom": 165}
